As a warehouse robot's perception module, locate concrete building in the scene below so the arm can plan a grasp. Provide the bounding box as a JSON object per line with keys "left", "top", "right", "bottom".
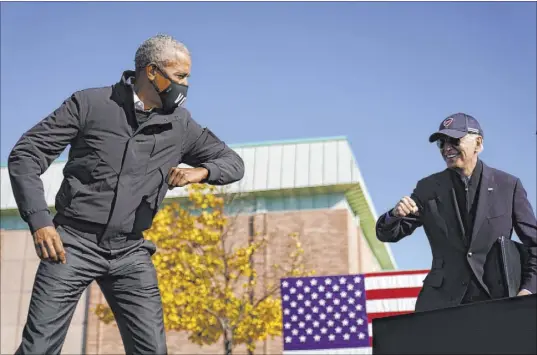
{"left": 0, "top": 136, "right": 396, "bottom": 354}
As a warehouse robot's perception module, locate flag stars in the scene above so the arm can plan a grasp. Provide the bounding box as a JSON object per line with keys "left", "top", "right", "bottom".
{"left": 318, "top": 285, "right": 325, "bottom": 292}
{"left": 291, "top": 315, "right": 298, "bottom": 322}
{"left": 335, "top": 327, "right": 342, "bottom": 334}
{"left": 298, "top": 308, "right": 305, "bottom": 314}
{"left": 348, "top": 298, "right": 356, "bottom": 304}
{"left": 310, "top": 279, "right": 318, "bottom": 286}
{"left": 326, "top": 306, "right": 334, "bottom": 313}
{"left": 285, "top": 336, "right": 292, "bottom": 343}
{"left": 347, "top": 284, "right": 354, "bottom": 291}
{"left": 358, "top": 332, "right": 366, "bottom": 339}
{"left": 296, "top": 280, "right": 304, "bottom": 287}
{"left": 314, "top": 335, "right": 321, "bottom": 342}
{"left": 334, "top": 298, "right": 341, "bottom": 306}
{"left": 290, "top": 288, "right": 297, "bottom": 294}
{"left": 341, "top": 305, "right": 349, "bottom": 312}
{"left": 320, "top": 313, "right": 327, "bottom": 320}
{"left": 350, "top": 326, "right": 357, "bottom": 333}
{"left": 319, "top": 299, "right": 326, "bottom": 306}
{"left": 334, "top": 312, "right": 341, "bottom": 320}
{"left": 342, "top": 319, "right": 349, "bottom": 326}
{"left": 283, "top": 295, "right": 290, "bottom": 301}
{"left": 354, "top": 276, "right": 362, "bottom": 283}
{"left": 305, "top": 314, "right": 312, "bottom": 321}
{"left": 292, "top": 329, "right": 299, "bottom": 336}
{"left": 329, "top": 334, "right": 336, "bottom": 341}
{"left": 313, "top": 321, "right": 320, "bottom": 328}
{"left": 357, "top": 318, "right": 364, "bottom": 325}
{"left": 284, "top": 308, "right": 290, "bottom": 315}
{"left": 324, "top": 278, "right": 332, "bottom": 285}
{"left": 340, "top": 291, "right": 348, "bottom": 298}
{"left": 321, "top": 327, "right": 328, "bottom": 334}
{"left": 312, "top": 293, "right": 319, "bottom": 300}
{"left": 306, "top": 328, "right": 313, "bottom": 335}
{"left": 349, "top": 312, "right": 356, "bottom": 319}
{"left": 299, "top": 322, "right": 305, "bottom": 329}
{"left": 290, "top": 301, "right": 297, "bottom": 308}
{"left": 356, "top": 304, "right": 363, "bottom": 311}
{"left": 332, "top": 284, "right": 340, "bottom": 292}
{"left": 285, "top": 322, "right": 291, "bottom": 329}
{"left": 328, "top": 320, "right": 335, "bottom": 327}
{"left": 312, "top": 306, "right": 319, "bottom": 313}
{"left": 305, "top": 300, "right": 311, "bottom": 307}
{"left": 326, "top": 292, "right": 333, "bottom": 299}
{"left": 299, "top": 335, "right": 306, "bottom": 343}
{"left": 297, "top": 294, "right": 304, "bottom": 301}
{"left": 282, "top": 281, "right": 289, "bottom": 288}
{"left": 354, "top": 290, "right": 362, "bottom": 297}
{"left": 339, "top": 277, "right": 347, "bottom": 284}
{"left": 304, "top": 286, "right": 311, "bottom": 293}
{"left": 344, "top": 333, "right": 351, "bottom": 340}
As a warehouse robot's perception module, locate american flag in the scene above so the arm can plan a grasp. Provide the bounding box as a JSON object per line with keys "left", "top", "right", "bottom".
{"left": 280, "top": 270, "right": 429, "bottom": 354}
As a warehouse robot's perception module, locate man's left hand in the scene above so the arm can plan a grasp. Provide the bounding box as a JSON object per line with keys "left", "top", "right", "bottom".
{"left": 517, "top": 289, "right": 532, "bottom": 296}
{"left": 167, "top": 167, "right": 209, "bottom": 189}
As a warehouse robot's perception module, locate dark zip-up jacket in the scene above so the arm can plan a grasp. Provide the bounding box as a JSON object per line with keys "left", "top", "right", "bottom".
{"left": 8, "top": 71, "right": 244, "bottom": 249}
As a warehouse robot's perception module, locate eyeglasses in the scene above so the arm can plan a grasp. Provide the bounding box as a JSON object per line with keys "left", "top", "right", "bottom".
{"left": 436, "top": 137, "right": 461, "bottom": 149}
{"left": 436, "top": 132, "right": 480, "bottom": 149}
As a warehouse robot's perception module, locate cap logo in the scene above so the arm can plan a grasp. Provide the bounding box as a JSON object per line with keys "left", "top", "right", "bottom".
{"left": 443, "top": 117, "right": 454, "bottom": 128}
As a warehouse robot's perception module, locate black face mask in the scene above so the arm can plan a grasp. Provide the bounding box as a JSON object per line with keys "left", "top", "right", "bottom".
{"left": 151, "top": 66, "right": 188, "bottom": 112}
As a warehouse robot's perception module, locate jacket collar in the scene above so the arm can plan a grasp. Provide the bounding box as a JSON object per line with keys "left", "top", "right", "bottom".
{"left": 111, "top": 70, "right": 136, "bottom": 108}
{"left": 448, "top": 158, "right": 483, "bottom": 183}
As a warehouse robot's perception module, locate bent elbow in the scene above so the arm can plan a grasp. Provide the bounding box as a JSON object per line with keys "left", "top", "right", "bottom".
{"left": 235, "top": 155, "right": 245, "bottom": 181}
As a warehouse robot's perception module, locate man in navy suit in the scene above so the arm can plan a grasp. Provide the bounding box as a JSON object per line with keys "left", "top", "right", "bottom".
{"left": 376, "top": 113, "right": 536, "bottom": 312}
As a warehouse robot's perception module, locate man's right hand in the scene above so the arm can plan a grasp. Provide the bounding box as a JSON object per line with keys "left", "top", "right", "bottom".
{"left": 33, "top": 226, "right": 66, "bottom": 263}
{"left": 392, "top": 196, "right": 420, "bottom": 218}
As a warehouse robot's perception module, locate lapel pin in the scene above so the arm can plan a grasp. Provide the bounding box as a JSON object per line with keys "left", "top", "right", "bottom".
{"left": 488, "top": 188, "right": 493, "bottom": 191}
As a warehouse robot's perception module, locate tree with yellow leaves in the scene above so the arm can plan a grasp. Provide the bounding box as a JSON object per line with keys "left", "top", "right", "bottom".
{"left": 94, "top": 184, "right": 312, "bottom": 355}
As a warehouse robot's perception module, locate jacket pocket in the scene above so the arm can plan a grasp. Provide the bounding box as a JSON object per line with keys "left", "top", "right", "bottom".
{"left": 147, "top": 131, "right": 181, "bottom": 174}
{"left": 64, "top": 151, "right": 102, "bottom": 184}
{"left": 131, "top": 168, "right": 169, "bottom": 233}
{"left": 129, "top": 134, "right": 156, "bottom": 177}
{"left": 487, "top": 204, "right": 508, "bottom": 219}
{"left": 423, "top": 270, "right": 444, "bottom": 288}
{"left": 55, "top": 179, "right": 80, "bottom": 215}
{"left": 132, "top": 199, "right": 155, "bottom": 233}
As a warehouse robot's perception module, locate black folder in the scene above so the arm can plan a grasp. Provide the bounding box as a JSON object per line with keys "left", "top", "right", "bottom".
{"left": 497, "top": 236, "right": 529, "bottom": 297}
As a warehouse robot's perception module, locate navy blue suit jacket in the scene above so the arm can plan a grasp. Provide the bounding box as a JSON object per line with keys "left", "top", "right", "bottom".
{"left": 376, "top": 161, "right": 537, "bottom": 312}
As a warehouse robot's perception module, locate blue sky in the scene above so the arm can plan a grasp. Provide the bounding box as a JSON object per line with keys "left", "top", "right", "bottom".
{"left": 1, "top": 2, "right": 535, "bottom": 271}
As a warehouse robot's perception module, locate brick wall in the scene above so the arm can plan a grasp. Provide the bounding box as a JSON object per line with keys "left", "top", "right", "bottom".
{"left": 0, "top": 229, "right": 88, "bottom": 355}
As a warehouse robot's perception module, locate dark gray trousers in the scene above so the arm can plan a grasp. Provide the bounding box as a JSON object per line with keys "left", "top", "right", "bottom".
{"left": 15, "top": 225, "right": 167, "bottom": 355}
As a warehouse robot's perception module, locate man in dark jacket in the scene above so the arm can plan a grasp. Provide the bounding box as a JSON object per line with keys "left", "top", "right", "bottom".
{"left": 376, "top": 113, "right": 536, "bottom": 313}
{"left": 8, "top": 34, "right": 244, "bottom": 355}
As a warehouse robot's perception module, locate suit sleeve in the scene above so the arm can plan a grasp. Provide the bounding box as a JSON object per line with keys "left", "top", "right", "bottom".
{"left": 376, "top": 182, "right": 425, "bottom": 243}
{"left": 182, "top": 114, "right": 245, "bottom": 186}
{"left": 512, "top": 178, "right": 537, "bottom": 294}
{"left": 8, "top": 93, "right": 84, "bottom": 233}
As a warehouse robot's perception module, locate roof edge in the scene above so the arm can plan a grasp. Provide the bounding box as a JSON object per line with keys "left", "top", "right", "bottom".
{"left": 229, "top": 136, "right": 348, "bottom": 149}
{"left": 0, "top": 136, "right": 349, "bottom": 167}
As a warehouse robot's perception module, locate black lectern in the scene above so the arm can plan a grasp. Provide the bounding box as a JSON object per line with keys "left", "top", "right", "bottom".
{"left": 372, "top": 294, "right": 537, "bottom": 354}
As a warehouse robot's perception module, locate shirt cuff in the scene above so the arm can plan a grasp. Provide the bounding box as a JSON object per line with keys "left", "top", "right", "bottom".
{"left": 26, "top": 210, "right": 54, "bottom": 234}
{"left": 199, "top": 162, "right": 221, "bottom": 184}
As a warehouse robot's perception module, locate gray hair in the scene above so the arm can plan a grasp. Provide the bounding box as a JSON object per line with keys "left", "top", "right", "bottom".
{"left": 134, "top": 34, "right": 190, "bottom": 73}
{"left": 463, "top": 133, "right": 484, "bottom": 153}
